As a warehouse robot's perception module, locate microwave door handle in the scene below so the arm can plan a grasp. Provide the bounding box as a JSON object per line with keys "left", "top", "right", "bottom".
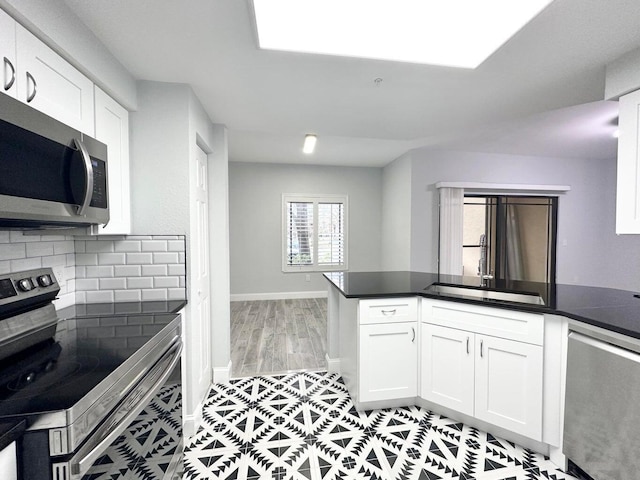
{"left": 73, "top": 138, "right": 94, "bottom": 216}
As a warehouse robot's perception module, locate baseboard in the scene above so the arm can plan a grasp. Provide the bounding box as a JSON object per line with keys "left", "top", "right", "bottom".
{"left": 182, "top": 399, "right": 203, "bottom": 440}
{"left": 326, "top": 354, "right": 341, "bottom": 374}
{"left": 213, "top": 360, "right": 232, "bottom": 384}
{"left": 230, "top": 290, "right": 328, "bottom": 301}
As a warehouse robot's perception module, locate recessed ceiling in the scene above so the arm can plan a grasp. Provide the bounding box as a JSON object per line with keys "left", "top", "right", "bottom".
{"left": 60, "top": 0, "right": 640, "bottom": 166}
{"left": 253, "top": 0, "right": 555, "bottom": 68}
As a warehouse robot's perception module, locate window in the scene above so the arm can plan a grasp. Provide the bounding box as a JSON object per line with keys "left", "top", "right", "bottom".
{"left": 282, "top": 194, "right": 348, "bottom": 272}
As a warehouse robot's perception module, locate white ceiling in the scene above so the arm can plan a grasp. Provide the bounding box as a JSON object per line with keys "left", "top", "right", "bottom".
{"left": 63, "top": 0, "right": 640, "bottom": 167}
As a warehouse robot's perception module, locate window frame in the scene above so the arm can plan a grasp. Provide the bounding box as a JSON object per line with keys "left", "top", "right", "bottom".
{"left": 281, "top": 193, "right": 349, "bottom": 273}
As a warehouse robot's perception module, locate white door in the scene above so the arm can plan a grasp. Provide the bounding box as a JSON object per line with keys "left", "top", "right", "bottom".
{"left": 359, "top": 321, "right": 417, "bottom": 403}
{"left": 421, "top": 323, "right": 475, "bottom": 416}
{"left": 0, "top": 9, "right": 16, "bottom": 98}
{"left": 194, "top": 146, "right": 211, "bottom": 396}
{"left": 15, "top": 24, "right": 94, "bottom": 135}
{"left": 617, "top": 88, "right": 640, "bottom": 234}
{"left": 475, "top": 335, "right": 543, "bottom": 440}
{"left": 94, "top": 86, "right": 130, "bottom": 235}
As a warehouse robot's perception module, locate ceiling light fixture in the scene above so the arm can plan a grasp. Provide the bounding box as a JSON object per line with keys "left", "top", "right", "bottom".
{"left": 252, "top": 0, "right": 554, "bottom": 69}
{"left": 303, "top": 134, "right": 317, "bottom": 154}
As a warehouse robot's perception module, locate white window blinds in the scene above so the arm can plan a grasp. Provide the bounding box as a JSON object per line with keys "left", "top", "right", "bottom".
{"left": 283, "top": 195, "right": 348, "bottom": 272}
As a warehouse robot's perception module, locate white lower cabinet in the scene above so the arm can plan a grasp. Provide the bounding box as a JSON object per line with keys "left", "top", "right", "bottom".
{"left": 359, "top": 321, "right": 417, "bottom": 403}
{"left": 421, "top": 323, "right": 475, "bottom": 416}
{"left": 474, "top": 334, "right": 543, "bottom": 440}
{"left": 421, "top": 300, "right": 544, "bottom": 441}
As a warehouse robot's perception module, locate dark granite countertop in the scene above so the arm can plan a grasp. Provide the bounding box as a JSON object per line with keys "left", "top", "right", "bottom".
{"left": 324, "top": 271, "right": 640, "bottom": 340}
{"left": 56, "top": 299, "right": 187, "bottom": 319}
{"left": 0, "top": 419, "right": 26, "bottom": 451}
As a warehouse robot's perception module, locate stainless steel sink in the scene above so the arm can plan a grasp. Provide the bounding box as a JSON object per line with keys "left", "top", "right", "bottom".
{"left": 425, "top": 284, "right": 545, "bottom": 306}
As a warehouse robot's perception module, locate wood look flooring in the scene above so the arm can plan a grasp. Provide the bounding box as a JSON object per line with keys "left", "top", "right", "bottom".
{"left": 230, "top": 298, "right": 327, "bottom": 377}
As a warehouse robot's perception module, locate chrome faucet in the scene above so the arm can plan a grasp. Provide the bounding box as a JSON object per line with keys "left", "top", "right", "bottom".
{"left": 478, "top": 234, "right": 494, "bottom": 286}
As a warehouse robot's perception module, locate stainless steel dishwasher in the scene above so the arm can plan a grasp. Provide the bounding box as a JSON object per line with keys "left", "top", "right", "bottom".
{"left": 564, "top": 330, "right": 640, "bottom": 479}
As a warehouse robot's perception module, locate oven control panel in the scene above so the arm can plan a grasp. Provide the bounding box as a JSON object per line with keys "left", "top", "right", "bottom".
{"left": 0, "top": 268, "right": 59, "bottom": 309}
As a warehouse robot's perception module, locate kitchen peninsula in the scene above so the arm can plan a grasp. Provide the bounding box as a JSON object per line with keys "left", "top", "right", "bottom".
{"left": 324, "top": 270, "right": 640, "bottom": 468}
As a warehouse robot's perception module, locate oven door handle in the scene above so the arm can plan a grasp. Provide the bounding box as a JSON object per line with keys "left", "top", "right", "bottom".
{"left": 68, "top": 337, "right": 182, "bottom": 479}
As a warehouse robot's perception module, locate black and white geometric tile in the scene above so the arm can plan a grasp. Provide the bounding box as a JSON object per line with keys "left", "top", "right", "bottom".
{"left": 82, "top": 383, "right": 183, "bottom": 480}
{"left": 184, "top": 371, "right": 578, "bottom": 480}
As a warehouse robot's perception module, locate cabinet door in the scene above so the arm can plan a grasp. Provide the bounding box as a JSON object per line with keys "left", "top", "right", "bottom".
{"left": 359, "top": 321, "right": 417, "bottom": 403}
{"left": 0, "top": 9, "right": 17, "bottom": 98}
{"left": 421, "top": 324, "right": 474, "bottom": 416}
{"left": 94, "top": 86, "right": 130, "bottom": 235}
{"left": 617, "top": 88, "right": 640, "bottom": 234}
{"left": 475, "top": 335, "right": 543, "bottom": 440}
{"left": 15, "top": 24, "right": 94, "bottom": 135}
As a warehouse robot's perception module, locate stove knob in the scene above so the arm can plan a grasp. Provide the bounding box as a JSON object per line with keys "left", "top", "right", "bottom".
{"left": 17, "top": 278, "right": 34, "bottom": 292}
{"left": 37, "top": 274, "right": 53, "bottom": 287}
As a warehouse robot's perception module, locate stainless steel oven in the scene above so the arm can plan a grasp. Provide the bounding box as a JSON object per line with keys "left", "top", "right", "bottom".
{"left": 0, "top": 268, "right": 183, "bottom": 480}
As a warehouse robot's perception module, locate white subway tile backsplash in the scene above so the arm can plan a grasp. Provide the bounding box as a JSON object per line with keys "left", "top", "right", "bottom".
{"left": 53, "top": 241, "right": 75, "bottom": 255}
{"left": 142, "top": 289, "right": 167, "bottom": 301}
{"left": 76, "top": 278, "right": 99, "bottom": 291}
{"left": 114, "top": 265, "right": 141, "bottom": 277}
{"left": 142, "top": 265, "right": 167, "bottom": 277}
{"left": 11, "top": 257, "right": 42, "bottom": 272}
{"left": 26, "top": 242, "right": 54, "bottom": 257}
{"left": 74, "top": 235, "right": 186, "bottom": 303}
{"left": 154, "top": 277, "right": 179, "bottom": 288}
{"left": 0, "top": 244, "right": 26, "bottom": 261}
{"left": 86, "top": 266, "right": 114, "bottom": 278}
{"left": 126, "top": 252, "right": 153, "bottom": 264}
{"left": 85, "top": 241, "right": 115, "bottom": 254}
{"left": 141, "top": 241, "right": 167, "bottom": 252}
{"left": 98, "top": 253, "right": 126, "bottom": 265}
{"left": 168, "top": 264, "right": 185, "bottom": 276}
{"left": 76, "top": 253, "right": 98, "bottom": 266}
{"left": 0, "top": 233, "right": 185, "bottom": 305}
{"left": 153, "top": 252, "right": 178, "bottom": 264}
{"left": 127, "top": 277, "right": 153, "bottom": 289}
{"left": 100, "top": 278, "right": 127, "bottom": 290}
{"left": 115, "top": 289, "right": 142, "bottom": 302}
{"left": 86, "top": 290, "right": 115, "bottom": 303}
{"left": 114, "top": 241, "right": 142, "bottom": 253}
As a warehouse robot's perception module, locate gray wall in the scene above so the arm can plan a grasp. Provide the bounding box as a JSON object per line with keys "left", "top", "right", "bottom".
{"left": 401, "top": 149, "right": 640, "bottom": 291}
{"left": 229, "top": 162, "right": 383, "bottom": 296}
{"left": 381, "top": 153, "right": 413, "bottom": 271}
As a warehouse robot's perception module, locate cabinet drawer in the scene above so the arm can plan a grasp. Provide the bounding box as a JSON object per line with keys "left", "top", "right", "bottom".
{"left": 422, "top": 299, "right": 544, "bottom": 345}
{"left": 359, "top": 297, "right": 418, "bottom": 324}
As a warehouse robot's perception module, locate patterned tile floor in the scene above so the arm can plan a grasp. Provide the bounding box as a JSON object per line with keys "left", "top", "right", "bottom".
{"left": 184, "top": 371, "right": 578, "bottom": 480}
{"left": 82, "top": 383, "right": 183, "bottom": 480}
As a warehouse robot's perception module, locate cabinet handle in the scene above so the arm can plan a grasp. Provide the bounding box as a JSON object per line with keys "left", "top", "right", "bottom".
{"left": 480, "top": 339, "right": 484, "bottom": 358}
{"left": 26, "top": 71, "right": 37, "bottom": 102}
{"left": 3, "top": 57, "right": 15, "bottom": 91}
{"left": 466, "top": 336, "right": 469, "bottom": 355}
{"left": 381, "top": 309, "right": 397, "bottom": 316}
{"left": 411, "top": 327, "right": 415, "bottom": 343}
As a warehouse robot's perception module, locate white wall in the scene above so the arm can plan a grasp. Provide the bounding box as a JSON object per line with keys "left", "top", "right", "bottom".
{"left": 229, "top": 162, "right": 383, "bottom": 297}
{"left": 381, "top": 153, "right": 413, "bottom": 271}
{"left": 404, "top": 149, "right": 640, "bottom": 291}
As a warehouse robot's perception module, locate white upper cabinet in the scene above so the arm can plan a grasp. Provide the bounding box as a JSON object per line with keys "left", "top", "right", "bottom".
{"left": 617, "top": 88, "right": 640, "bottom": 234}
{"left": 94, "top": 86, "right": 130, "bottom": 235}
{"left": 15, "top": 24, "right": 95, "bottom": 136}
{"left": 0, "top": 9, "right": 17, "bottom": 98}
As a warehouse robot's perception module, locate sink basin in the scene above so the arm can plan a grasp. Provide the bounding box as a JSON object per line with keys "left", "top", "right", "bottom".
{"left": 425, "top": 284, "right": 545, "bottom": 306}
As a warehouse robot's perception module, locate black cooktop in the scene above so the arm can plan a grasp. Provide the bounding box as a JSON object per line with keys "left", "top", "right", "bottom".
{"left": 0, "top": 303, "right": 182, "bottom": 419}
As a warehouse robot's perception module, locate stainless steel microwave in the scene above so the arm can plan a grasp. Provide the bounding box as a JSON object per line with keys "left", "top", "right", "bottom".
{"left": 0, "top": 93, "right": 108, "bottom": 228}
